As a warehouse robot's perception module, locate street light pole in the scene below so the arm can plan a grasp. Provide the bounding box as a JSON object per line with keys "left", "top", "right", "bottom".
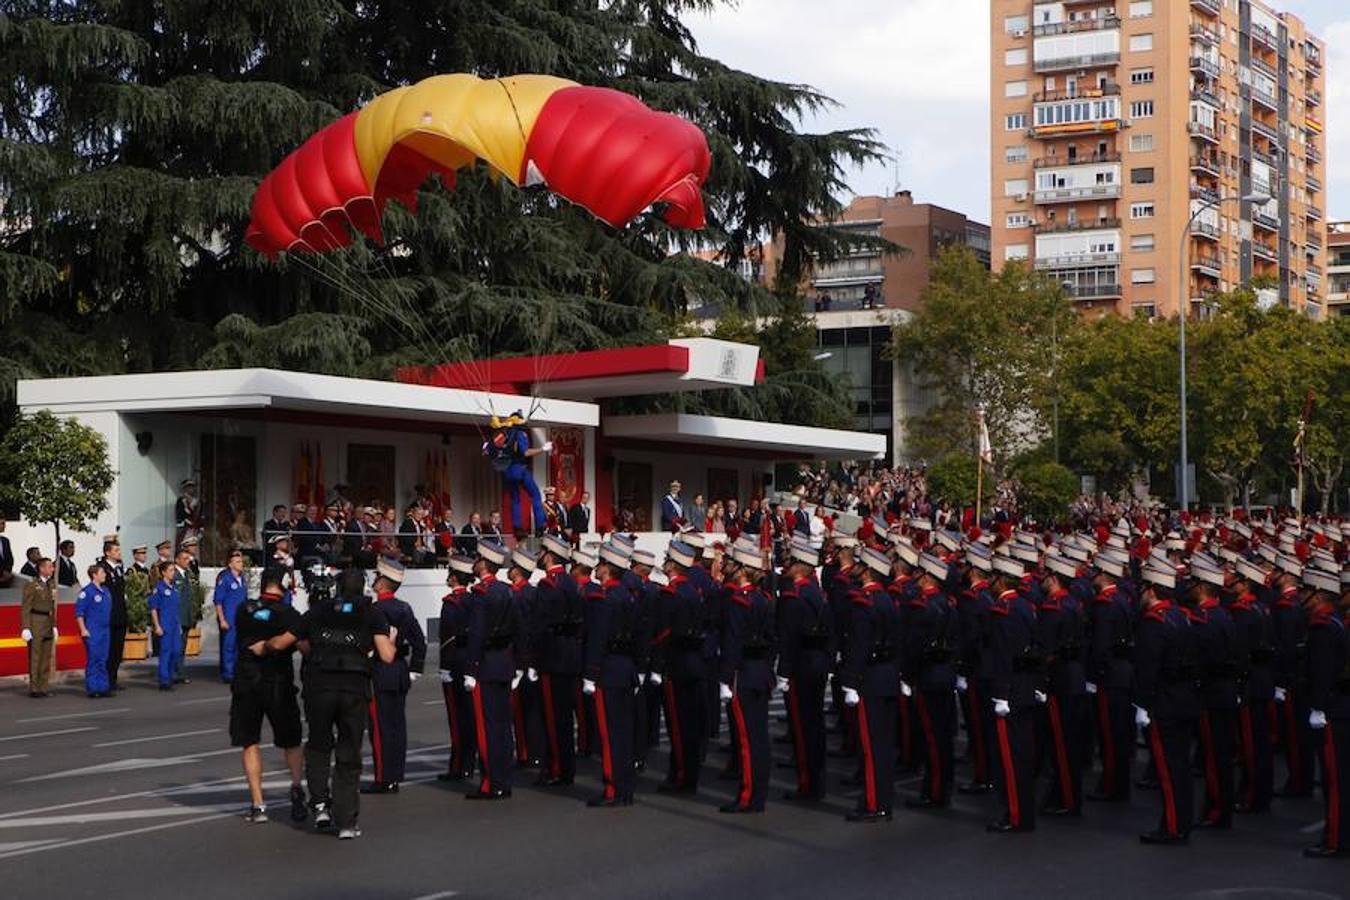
{"left": 1176, "top": 191, "right": 1269, "bottom": 511}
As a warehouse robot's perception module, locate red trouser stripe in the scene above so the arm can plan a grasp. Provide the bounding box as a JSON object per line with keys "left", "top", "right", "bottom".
{"left": 915, "top": 693, "right": 942, "bottom": 801}
{"left": 472, "top": 683, "right": 491, "bottom": 793}
{"left": 995, "top": 715, "right": 1020, "bottom": 827}
{"left": 1047, "top": 696, "right": 1074, "bottom": 809}
{"left": 1096, "top": 689, "right": 1116, "bottom": 794}
{"left": 967, "top": 686, "right": 988, "bottom": 781}
{"left": 1239, "top": 706, "right": 1257, "bottom": 808}
{"left": 1149, "top": 724, "right": 1178, "bottom": 836}
{"left": 1284, "top": 695, "right": 1305, "bottom": 791}
{"left": 856, "top": 698, "right": 877, "bottom": 813}
{"left": 442, "top": 683, "right": 461, "bottom": 771}
{"left": 540, "top": 674, "right": 561, "bottom": 779}
{"left": 1198, "top": 711, "right": 1220, "bottom": 818}
{"left": 665, "top": 681, "right": 685, "bottom": 786}
{"left": 731, "top": 694, "right": 753, "bottom": 808}
{"left": 1325, "top": 726, "right": 1341, "bottom": 850}
{"left": 788, "top": 680, "right": 809, "bottom": 794}
{"left": 368, "top": 697, "right": 384, "bottom": 784}
{"left": 511, "top": 688, "right": 529, "bottom": 762}
{"left": 575, "top": 685, "right": 589, "bottom": 754}
{"left": 595, "top": 687, "right": 615, "bottom": 800}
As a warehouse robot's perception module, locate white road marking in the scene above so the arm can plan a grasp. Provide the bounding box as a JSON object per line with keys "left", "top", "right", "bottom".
{"left": 15, "top": 708, "right": 129, "bottom": 724}
{"left": 0, "top": 727, "right": 98, "bottom": 744}
{"left": 0, "top": 754, "right": 30, "bottom": 762}
{"left": 409, "top": 892, "right": 459, "bottom": 900}
{"left": 93, "top": 729, "right": 221, "bottom": 748}
{"left": 0, "top": 804, "right": 239, "bottom": 829}
{"left": 1301, "top": 819, "right": 1325, "bottom": 834}
{"left": 19, "top": 747, "right": 238, "bottom": 782}
{"left": 0, "top": 812, "right": 232, "bottom": 860}
{"left": 0, "top": 768, "right": 287, "bottom": 819}
{"left": 174, "top": 696, "right": 230, "bottom": 706}
{"left": 0, "top": 840, "right": 67, "bottom": 853}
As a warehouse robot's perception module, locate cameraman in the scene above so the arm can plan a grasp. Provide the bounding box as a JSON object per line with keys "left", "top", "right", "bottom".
{"left": 268, "top": 569, "right": 395, "bottom": 840}
{"left": 233, "top": 573, "right": 306, "bottom": 824}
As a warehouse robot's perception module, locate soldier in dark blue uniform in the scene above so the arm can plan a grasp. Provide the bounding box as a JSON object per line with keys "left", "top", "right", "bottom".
{"left": 583, "top": 544, "right": 644, "bottom": 807}
{"left": 571, "top": 548, "right": 601, "bottom": 759}
{"left": 534, "top": 534, "right": 582, "bottom": 786}
{"left": 718, "top": 541, "right": 777, "bottom": 814}
{"left": 1229, "top": 557, "right": 1277, "bottom": 813}
{"left": 956, "top": 559, "right": 995, "bottom": 795}
{"left": 840, "top": 546, "right": 901, "bottom": 823}
{"left": 1038, "top": 555, "right": 1089, "bottom": 817}
{"left": 1133, "top": 565, "right": 1200, "bottom": 845}
{"left": 464, "top": 541, "right": 522, "bottom": 800}
{"left": 1188, "top": 564, "right": 1240, "bottom": 830}
{"left": 888, "top": 538, "right": 922, "bottom": 776}
{"left": 826, "top": 541, "right": 860, "bottom": 759}
{"left": 1272, "top": 568, "right": 1314, "bottom": 798}
{"left": 508, "top": 547, "right": 543, "bottom": 770}
{"left": 1087, "top": 554, "right": 1135, "bottom": 803}
{"left": 653, "top": 540, "right": 709, "bottom": 794}
{"left": 1302, "top": 569, "right": 1350, "bottom": 858}
{"left": 682, "top": 532, "right": 724, "bottom": 750}
{"left": 986, "top": 557, "right": 1040, "bottom": 833}
{"left": 364, "top": 558, "right": 426, "bottom": 794}
{"left": 777, "top": 538, "right": 832, "bottom": 802}
{"left": 630, "top": 549, "right": 664, "bottom": 773}
{"left": 904, "top": 552, "right": 958, "bottom": 811}
{"left": 436, "top": 554, "right": 478, "bottom": 782}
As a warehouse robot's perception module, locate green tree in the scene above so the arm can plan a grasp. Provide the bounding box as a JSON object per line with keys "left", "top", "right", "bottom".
{"left": 0, "top": 409, "right": 115, "bottom": 552}
{"left": 925, "top": 453, "right": 990, "bottom": 510}
{"left": 1013, "top": 461, "right": 1078, "bottom": 524}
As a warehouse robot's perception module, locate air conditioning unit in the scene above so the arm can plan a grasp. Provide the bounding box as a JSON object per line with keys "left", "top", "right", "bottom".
{"left": 1013, "top": 29, "right": 1028, "bottom": 38}
{"left": 1015, "top": 193, "right": 1029, "bottom": 202}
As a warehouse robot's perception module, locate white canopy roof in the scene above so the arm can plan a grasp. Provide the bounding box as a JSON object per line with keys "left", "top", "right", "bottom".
{"left": 604, "top": 413, "right": 885, "bottom": 460}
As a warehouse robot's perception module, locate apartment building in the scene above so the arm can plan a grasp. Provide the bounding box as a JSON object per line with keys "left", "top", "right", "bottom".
{"left": 1328, "top": 222, "right": 1350, "bottom": 318}
{"left": 990, "top": 0, "right": 1327, "bottom": 319}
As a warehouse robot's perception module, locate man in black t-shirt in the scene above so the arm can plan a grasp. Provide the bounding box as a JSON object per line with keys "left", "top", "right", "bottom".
{"left": 232, "top": 575, "right": 306, "bottom": 825}
{"left": 268, "top": 570, "right": 396, "bottom": 840}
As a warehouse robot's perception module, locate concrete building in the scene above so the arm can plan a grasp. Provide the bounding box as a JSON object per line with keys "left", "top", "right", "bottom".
{"left": 1329, "top": 221, "right": 1350, "bottom": 318}
{"left": 990, "top": 0, "right": 1327, "bottom": 319}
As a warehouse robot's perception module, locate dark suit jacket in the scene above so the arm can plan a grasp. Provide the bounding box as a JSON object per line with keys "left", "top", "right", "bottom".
{"left": 567, "top": 504, "right": 590, "bottom": 536}
{"left": 0, "top": 535, "right": 12, "bottom": 576}
{"left": 58, "top": 555, "right": 79, "bottom": 587}
{"left": 457, "top": 523, "right": 483, "bottom": 556}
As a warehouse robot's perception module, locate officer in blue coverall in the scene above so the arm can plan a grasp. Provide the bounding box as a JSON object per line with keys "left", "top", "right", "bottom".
{"left": 213, "top": 550, "right": 248, "bottom": 683}
{"left": 75, "top": 564, "right": 112, "bottom": 697}
{"left": 483, "top": 412, "right": 553, "bottom": 535}
{"left": 149, "top": 561, "right": 183, "bottom": 690}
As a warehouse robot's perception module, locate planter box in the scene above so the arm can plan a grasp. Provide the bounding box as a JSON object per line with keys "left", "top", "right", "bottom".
{"left": 123, "top": 632, "right": 150, "bottom": 662}
{"left": 185, "top": 627, "right": 203, "bottom": 657}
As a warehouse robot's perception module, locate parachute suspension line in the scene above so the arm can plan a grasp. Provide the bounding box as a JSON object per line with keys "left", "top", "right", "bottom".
{"left": 494, "top": 78, "right": 531, "bottom": 167}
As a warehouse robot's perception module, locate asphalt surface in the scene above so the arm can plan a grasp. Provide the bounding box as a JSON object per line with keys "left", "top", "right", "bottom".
{"left": 1, "top": 651, "right": 1346, "bottom": 900}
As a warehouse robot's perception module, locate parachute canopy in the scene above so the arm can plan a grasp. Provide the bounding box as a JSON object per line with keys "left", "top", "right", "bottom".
{"left": 245, "top": 74, "right": 711, "bottom": 258}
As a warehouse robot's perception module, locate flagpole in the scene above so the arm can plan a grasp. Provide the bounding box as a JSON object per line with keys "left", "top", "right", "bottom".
{"left": 976, "top": 453, "right": 984, "bottom": 528}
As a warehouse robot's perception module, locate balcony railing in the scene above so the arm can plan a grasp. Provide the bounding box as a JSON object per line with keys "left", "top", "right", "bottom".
{"left": 1307, "top": 205, "right": 1323, "bottom": 221}
{"left": 1191, "top": 0, "right": 1220, "bottom": 16}
{"left": 1306, "top": 145, "right": 1322, "bottom": 163}
{"left": 1250, "top": 24, "right": 1278, "bottom": 51}
{"left": 1190, "top": 25, "right": 1219, "bottom": 45}
{"left": 1307, "top": 175, "right": 1322, "bottom": 192}
{"left": 1307, "top": 87, "right": 1322, "bottom": 106}
{"left": 1191, "top": 87, "right": 1220, "bottom": 109}
{"left": 1033, "top": 83, "right": 1120, "bottom": 103}
{"left": 1063, "top": 283, "right": 1123, "bottom": 300}
{"left": 1307, "top": 235, "right": 1323, "bottom": 251}
{"left": 1192, "top": 255, "right": 1222, "bottom": 276}
{"left": 1307, "top": 261, "right": 1323, "bottom": 276}
{"left": 1035, "top": 51, "right": 1120, "bottom": 74}
{"left": 1251, "top": 147, "right": 1279, "bottom": 168}
{"left": 1189, "top": 155, "right": 1221, "bottom": 176}
{"left": 1189, "top": 57, "right": 1219, "bottom": 79}
{"left": 1191, "top": 221, "right": 1220, "bottom": 240}
{"left": 1252, "top": 242, "right": 1278, "bottom": 262}
{"left": 1250, "top": 55, "right": 1277, "bottom": 80}
{"left": 1034, "top": 151, "right": 1121, "bottom": 169}
{"left": 1033, "top": 217, "right": 1121, "bottom": 234}
{"left": 1029, "top": 118, "right": 1122, "bottom": 138}
{"left": 1188, "top": 121, "right": 1219, "bottom": 143}
{"left": 1253, "top": 211, "right": 1279, "bottom": 231}
{"left": 1249, "top": 85, "right": 1278, "bottom": 111}
{"left": 1251, "top": 118, "right": 1282, "bottom": 145}
{"left": 1033, "top": 184, "right": 1121, "bottom": 204}
{"left": 1034, "top": 16, "right": 1119, "bottom": 37}
{"left": 1035, "top": 252, "right": 1121, "bottom": 269}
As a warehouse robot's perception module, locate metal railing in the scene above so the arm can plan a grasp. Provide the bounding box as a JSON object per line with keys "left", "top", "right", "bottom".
{"left": 1190, "top": 0, "right": 1220, "bottom": 15}
{"left": 1033, "top": 184, "right": 1121, "bottom": 204}
{"left": 1189, "top": 57, "right": 1219, "bottom": 79}
{"left": 1191, "top": 221, "right": 1220, "bottom": 240}
{"left": 1034, "top": 151, "right": 1120, "bottom": 168}
{"left": 1249, "top": 24, "right": 1278, "bottom": 51}
{"left": 1251, "top": 119, "right": 1282, "bottom": 144}
{"left": 1252, "top": 242, "right": 1278, "bottom": 262}
{"left": 1034, "top": 51, "right": 1120, "bottom": 73}
{"left": 1192, "top": 256, "right": 1222, "bottom": 275}
{"left": 1033, "top": 217, "right": 1121, "bottom": 234}
{"left": 1034, "top": 252, "right": 1121, "bottom": 269}
{"left": 1033, "top": 16, "right": 1119, "bottom": 37}
{"left": 1188, "top": 121, "right": 1218, "bottom": 142}
{"left": 1189, "top": 155, "right": 1220, "bottom": 175}
{"left": 1063, "top": 283, "right": 1122, "bottom": 300}
{"left": 1033, "top": 83, "right": 1120, "bottom": 103}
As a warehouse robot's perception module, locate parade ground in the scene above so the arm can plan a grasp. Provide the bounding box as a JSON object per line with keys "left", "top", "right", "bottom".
{"left": 1, "top": 650, "right": 1343, "bottom": 900}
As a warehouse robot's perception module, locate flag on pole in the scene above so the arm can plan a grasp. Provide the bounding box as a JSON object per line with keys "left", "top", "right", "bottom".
{"left": 1293, "top": 389, "right": 1314, "bottom": 463}
{"left": 977, "top": 408, "right": 994, "bottom": 464}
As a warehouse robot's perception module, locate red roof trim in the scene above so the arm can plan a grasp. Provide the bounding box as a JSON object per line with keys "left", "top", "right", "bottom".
{"left": 396, "top": 344, "right": 690, "bottom": 393}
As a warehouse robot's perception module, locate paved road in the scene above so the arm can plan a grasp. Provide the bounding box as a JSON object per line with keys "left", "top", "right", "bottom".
{"left": 1, "top": 653, "right": 1345, "bottom": 900}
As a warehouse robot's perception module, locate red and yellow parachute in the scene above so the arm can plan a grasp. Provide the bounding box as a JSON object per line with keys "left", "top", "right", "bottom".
{"left": 245, "top": 74, "right": 711, "bottom": 257}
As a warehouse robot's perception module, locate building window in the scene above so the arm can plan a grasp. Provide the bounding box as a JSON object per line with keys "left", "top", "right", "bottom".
{"left": 1129, "top": 133, "right": 1154, "bottom": 152}
{"left": 1130, "top": 100, "right": 1154, "bottom": 118}
{"left": 1130, "top": 68, "right": 1154, "bottom": 85}
{"left": 1005, "top": 15, "right": 1029, "bottom": 34}
{"left": 1129, "top": 34, "right": 1154, "bottom": 53}
{"left": 1005, "top": 244, "right": 1030, "bottom": 261}
{"left": 1005, "top": 112, "right": 1028, "bottom": 131}
{"left": 1004, "top": 178, "right": 1029, "bottom": 197}
{"left": 1133, "top": 303, "right": 1157, "bottom": 319}
{"left": 1130, "top": 167, "right": 1155, "bottom": 184}
{"left": 1006, "top": 212, "right": 1030, "bottom": 229}
{"left": 1132, "top": 268, "right": 1157, "bottom": 284}
{"left": 1129, "top": 0, "right": 1153, "bottom": 17}
{"left": 1005, "top": 48, "right": 1027, "bottom": 66}
{"left": 1005, "top": 145, "right": 1028, "bottom": 163}
{"left": 1005, "top": 80, "right": 1028, "bottom": 98}
{"left": 1131, "top": 233, "right": 1156, "bottom": 251}
{"left": 1131, "top": 202, "right": 1155, "bottom": 219}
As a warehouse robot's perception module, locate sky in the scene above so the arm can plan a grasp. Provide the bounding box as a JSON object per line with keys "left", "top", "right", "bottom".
{"left": 687, "top": 0, "right": 1349, "bottom": 225}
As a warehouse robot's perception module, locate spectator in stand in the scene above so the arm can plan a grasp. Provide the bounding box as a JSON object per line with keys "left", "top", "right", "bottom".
{"left": 660, "top": 480, "right": 684, "bottom": 532}
{"left": 567, "top": 491, "right": 592, "bottom": 544}
{"left": 706, "top": 501, "right": 724, "bottom": 534}
{"left": 688, "top": 493, "right": 707, "bottom": 532}
{"left": 723, "top": 498, "right": 740, "bottom": 538}
{"left": 0, "top": 520, "right": 12, "bottom": 588}
{"left": 434, "top": 508, "right": 457, "bottom": 559}
{"left": 486, "top": 511, "right": 505, "bottom": 542}
{"left": 398, "top": 505, "right": 420, "bottom": 561}
{"left": 458, "top": 512, "right": 484, "bottom": 556}
{"left": 57, "top": 540, "right": 79, "bottom": 587}
{"left": 20, "top": 546, "right": 41, "bottom": 579}
{"left": 261, "top": 504, "right": 290, "bottom": 548}
{"left": 543, "top": 486, "right": 567, "bottom": 536}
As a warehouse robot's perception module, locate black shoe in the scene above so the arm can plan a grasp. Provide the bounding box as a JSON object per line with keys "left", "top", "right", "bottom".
{"left": 987, "top": 819, "right": 1034, "bottom": 833}
{"left": 312, "top": 802, "right": 333, "bottom": 830}
{"left": 718, "top": 803, "right": 761, "bottom": 814}
{"left": 587, "top": 795, "right": 633, "bottom": 808}
{"left": 958, "top": 782, "right": 993, "bottom": 795}
{"left": 537, "top": 776, "right": 574, "bottom": 787}
{"left": 289, "top": 784, "right": 308, "bottom": 822}
{"left": 242, "top": 805, "right": 269, "bottom": 824}
{"left": 783, "top": 790, "right": 823, "bottom": 802}
{"left": 360, "top": 782, "right": 399, "bottom": 795}
{"left": 1040, "top": 806, "right": 1081, "bottom": 817}
{"left": 1139, "top": 830, "right": 1189, "bottom": 845}
{"left": 905, "top": 796, "right": 947, "bottom": 810}
{"left": 633, "top": 760, "right": 646, "bottom": 773}
{"left": 845, "top": 809, "right": 893, "bottom": 823}
{"left": 28, "top": 692, "right": 41, "bottom": 699}
{"left": 464, "top": 789, "right": 511, "bottom": 800}
{"left": 1195, "top": 816, "right": 1230, "bottom": 830}
{"left": 1303, "top": 845, "right": 1347, "bottom": 859}
{"left": 1134, "top": 777, "right": 1159, "bottom": 790}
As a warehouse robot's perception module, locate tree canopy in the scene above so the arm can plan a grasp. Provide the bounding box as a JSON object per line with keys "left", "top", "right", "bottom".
{"left": 0, "top": 408, "right": 115, "bottom": 548}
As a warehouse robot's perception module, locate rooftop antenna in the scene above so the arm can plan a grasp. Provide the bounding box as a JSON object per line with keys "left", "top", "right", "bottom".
{"left": 891, "top": 146, "right": 904, "bottom": 196}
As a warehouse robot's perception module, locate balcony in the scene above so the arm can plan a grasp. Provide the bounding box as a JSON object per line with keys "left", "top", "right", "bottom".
{"left": 1034, "top": 51, "right": 1121, "bottom": 74}
{"left": 1191, "top": 0, "right": 1220, "bottom": 16}
{"left": 1249, "top": 85, "right": 1278, "bottom": 111}
{"left": 1191, "top": 87, "right": 1220, "bottom": 109}
{"left": 1034, "top": 151, "right": 1120, "bottom": 169}
{"left": 1189, "top": 56, "right": 1220, "bottom": 79}
{"left": 1251, "top": 118, "right": 1282, "bottom": 145}
{"left": 1033, "top": 84, "right": 1119, "bottom": 104}
{"left": 1307, "top": 234, "right": 1323, "bottom": 251}
{"left": 1250, "top": 24, "right": 1278, "bottom": 51}
{"left": 1307, "top": 205, "right": 1323, "bottom": 222}
{"left": 1308, "top": 174, "right": 1322, "bottom": 193}
{"left": 1251, "top": 146, "right": 1279, "bottom": 168}
{"left": 1307, "top": 87, "right": 1322, "bottom": 107}
{"left": 1307, "top": 261, "right": 1323, "bottom": 277}
{"left": 1191, "top": 221, "right": 1220, "bottom": 241}
{"left": 1034, "top": 16, "right": 1120, "bottom": 37}
{"left": 1033, "top": 217, "right": 1120, "bottom": 234}
{"left": 1253, "top": 210, "right": 1280, "bottom": 232}
{"left": 1035, "top": 252, "right": 1121, "bottom": 270}
{"left": 1306, "top": 114, "right": 1324, "bottom": 134}
{"left": 1029, "top": 119, "right": 1122, "bottom": 139}
{"left": 1189, "top": 154, "right": 1221, "bottom": 176}
{"left": 1033, "top": 184, "right": 1121, "bottom": 205}
{"left": 1192, "top": 255, "right": 1222, "bottom": 277}
{"left": 1188, "top": 121, "right": 1219, "bottom": 144}
{"left": 1306, "top": 145, "right": 1322, "bottom": 164}
{"left": 1250, "top": 55, "right": 1277, "bottom": 80}
{"left": 1190, "top": 24, "right": 1219, "bottom": 46}
{"left": 1063, "top": 283, "right": 1123, "bottom": 301}
{"left": 1306, "top": 44, "right": 1323, "bottom": 72}
{"left": 1190, "top": 186, "right": 1220, "bottom": 205}
{"left": 1252, "top": 242, "right": 1278, "bottom": 263}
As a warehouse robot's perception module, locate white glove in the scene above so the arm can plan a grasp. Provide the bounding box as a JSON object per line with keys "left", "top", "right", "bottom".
{"left": 899, "top": 680, "right": 913, "bottom": 698}
{"left": 582, "top": 678, "right": 597, "bottom": 696}
{"left": 1085, "top": 681, "right": 1098, "bottom": 695}
{"left": 527, "top": 667, "right": 539, "bottom": 682}
{"left": 388, "top": 625, "right": 399, "bottom": 642}
{"left": 775, "top": 675, "right": 789, "bottom": 694}
{"left": 650, "top": 672, "right": 664, "bottom": 687}
{"left": 955, "top": 675, "right": 968, "bottom": 692}
{"left": 1274, "top": 686, "right": 1288, "bottom": 703}
{"left": 21, "top": 628, "right": 32, "bottom": 642}
{"left": 992, "top": 698, "right": 1011, "bottom": 718}
{"left": 438, "top": 669, "right": 454, "bottom": 684}
{"left": 542, "top": 441, "right": 554, "bottom": 453}
{"left": 511, "top": 670, "right": 524, "bottom": 690}
{"left": 52, "top": 628, "right": 58, "bottom": 639}
{"left": 1134, "top": 705, "right": 1151, "bottom": 728}
{"left": 719, "top": 682, "right": 733, "bottom": 702}
{"left": 842, "top": 687, "right": 860, "bottom": 707}
{"left": 1034, "top": 690, "right": 1048, "bottom": 705}
{"left": 1310, "top": 709, "right": 1328, "bottom": 730}
{"left": 462, "top": 674, "right": 478, "bottom": 692}
{"left": 409, "top": 672, "right": 422, "bottom": 682}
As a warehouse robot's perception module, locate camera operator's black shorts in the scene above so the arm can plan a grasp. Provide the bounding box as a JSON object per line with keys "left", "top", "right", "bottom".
{"left": 229, "top": 677, "right": 303, "bottom": 748}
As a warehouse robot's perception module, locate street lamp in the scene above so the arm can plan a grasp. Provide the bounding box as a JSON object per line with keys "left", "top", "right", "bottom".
{"left": 1176, "top": 190, "right": 1270, "bottom": 511}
